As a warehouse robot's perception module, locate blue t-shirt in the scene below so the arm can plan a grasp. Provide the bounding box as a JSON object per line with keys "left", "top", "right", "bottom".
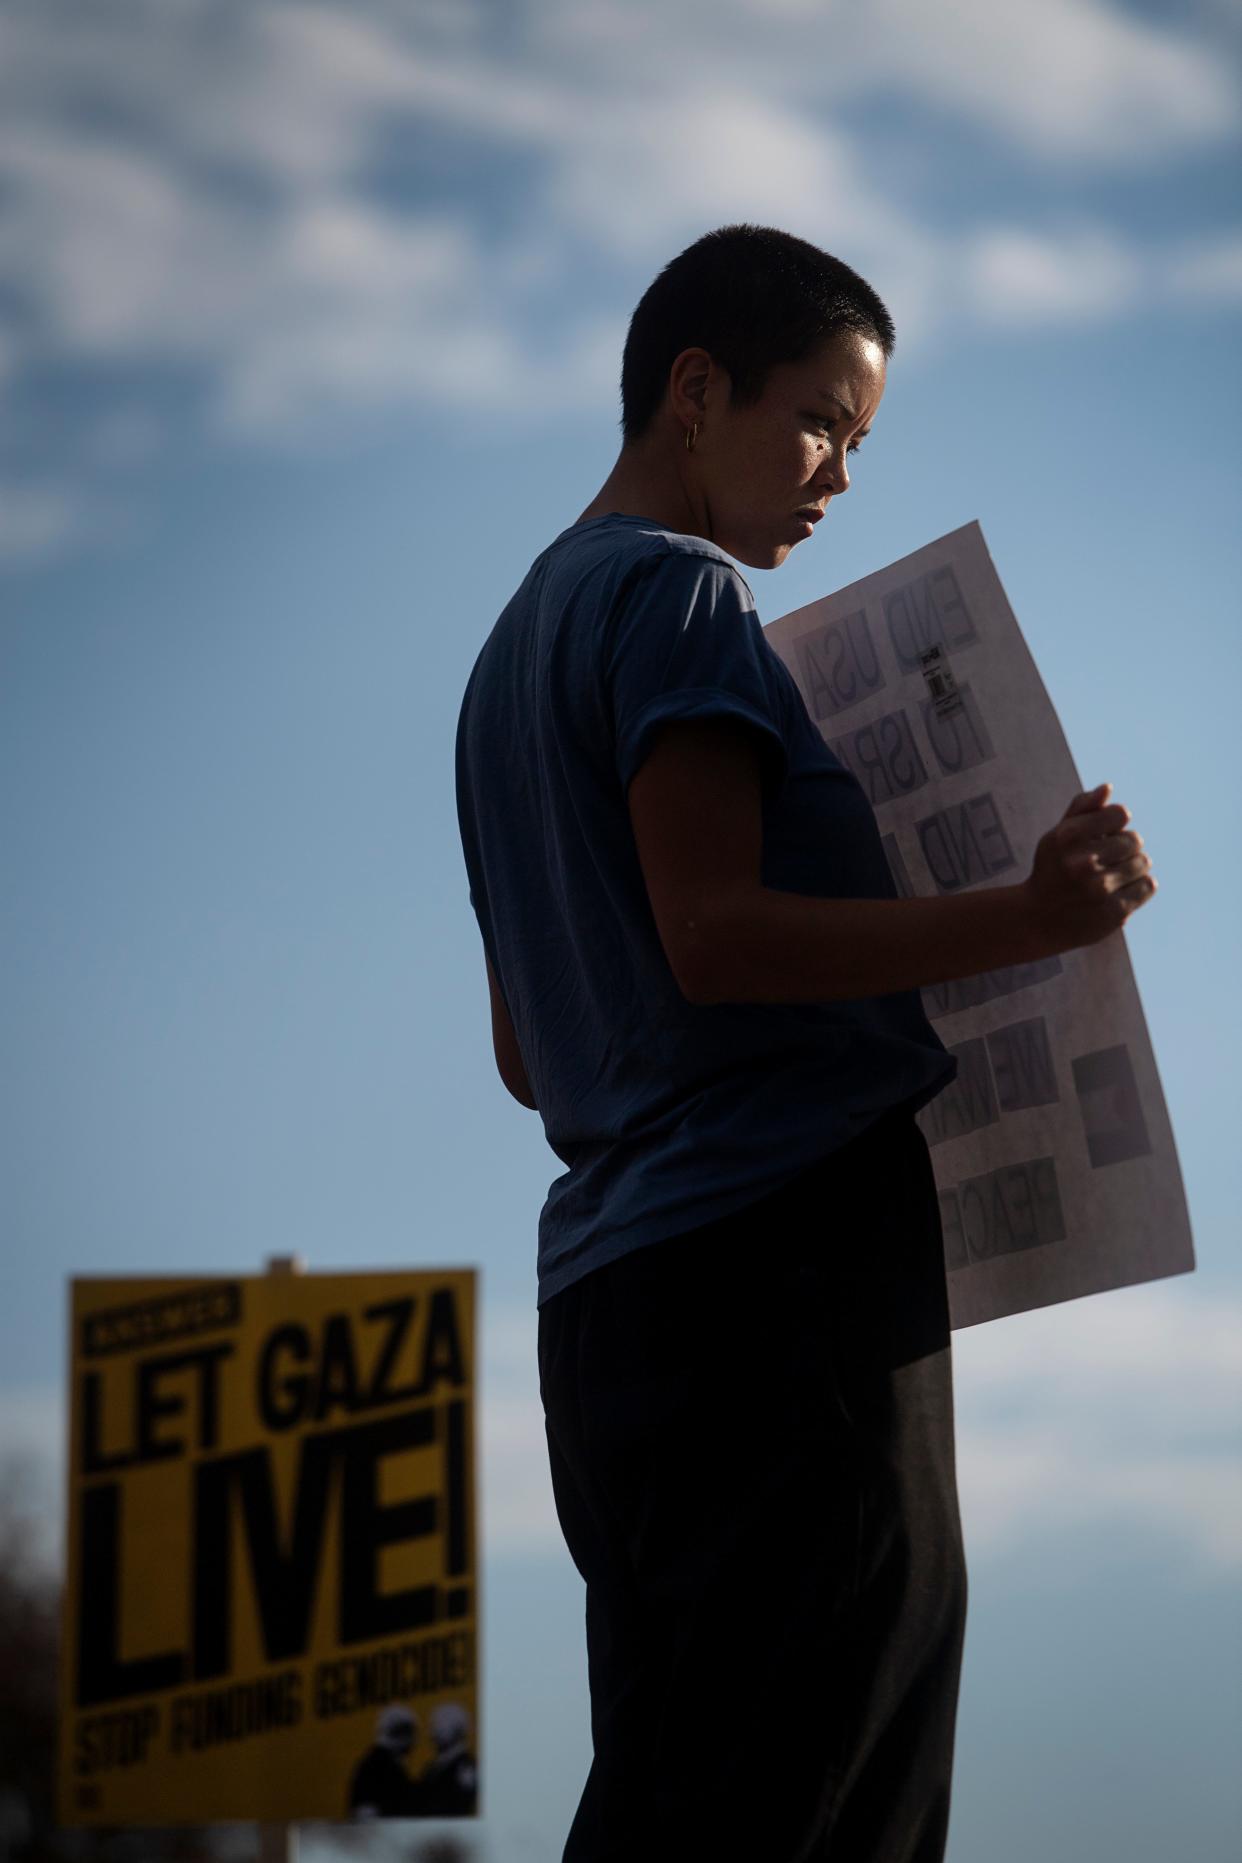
{"left": 455, "top": 514, "right": 955, "bottom": 1304}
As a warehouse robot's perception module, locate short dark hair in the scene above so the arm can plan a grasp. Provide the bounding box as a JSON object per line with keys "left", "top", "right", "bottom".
{"left": 620, "top": 224, "right": 895, "bottom": 443}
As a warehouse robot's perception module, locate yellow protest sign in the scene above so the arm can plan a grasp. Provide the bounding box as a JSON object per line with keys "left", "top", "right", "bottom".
{"left": 59, "top": 1271, "right": 478, "bottom": 1826}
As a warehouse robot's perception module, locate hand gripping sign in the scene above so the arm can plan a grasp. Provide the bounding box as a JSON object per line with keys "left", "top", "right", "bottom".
{"left": 59, "top": 1269, "right": 478, "bottom": 1826}
{"left": 765, "top": 522, "right": 1193, "bottom": 1328}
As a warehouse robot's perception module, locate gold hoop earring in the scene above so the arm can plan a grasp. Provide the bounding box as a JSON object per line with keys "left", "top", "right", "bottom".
{"left": 685, "top": 422, "right": 698, "bottom": 453}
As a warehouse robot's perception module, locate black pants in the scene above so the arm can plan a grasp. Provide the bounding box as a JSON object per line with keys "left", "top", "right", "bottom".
{"left": 538, "top": 1108, "right": 967, "bottom": 1863}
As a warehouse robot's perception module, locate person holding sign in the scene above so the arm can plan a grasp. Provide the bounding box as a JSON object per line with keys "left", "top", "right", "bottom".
{"left": 455, "top": 225, "right": 1155, "bottom": 1863}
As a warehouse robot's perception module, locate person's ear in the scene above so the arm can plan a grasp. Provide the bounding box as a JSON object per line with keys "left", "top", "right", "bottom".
{"left": 668, "top": 347, "right": 717, "bottom": 434}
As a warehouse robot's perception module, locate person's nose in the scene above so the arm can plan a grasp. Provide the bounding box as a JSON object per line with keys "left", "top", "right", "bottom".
{"left": 815, "top": 442, "right": 850, "bottom": 497}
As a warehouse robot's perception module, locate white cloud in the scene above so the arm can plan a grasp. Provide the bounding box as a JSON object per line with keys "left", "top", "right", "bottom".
{"left": 206, "top": 204, "right": 517, "bottom": 437}
{"left": 849, "top": 0, "right": 1237, "bottom": 162}
{"left": 964, "top": 225, "right": 1143, "bottom": 325}
{"left": 0, "top": 1384, "right": 65, "bottom": 1565}
{"left": 0, "top": 0, "right": 1236, "bottom": 558}
{"left": 0, "top": 1384, "right": 63, "bottom": 1473}
{"left": 953, "top": 1282, "right": 1242, "bottom": 1573}
{"left": 532, "top": 0, "right": 1238, "bottom": 163}
{"left": 0, "top": 114, "right": 585, "bottom": 446}
{"left": 0, "top": 128, "right": 251, "bottom": 354}
{"left": 548, "top": 91, "right": 893, "bottom": 259}
{"left": 540, "top": 84, "right": 950, "bottom": 346}
{"left": 479, "top": 1305, "right": 559, "bottom": 1554}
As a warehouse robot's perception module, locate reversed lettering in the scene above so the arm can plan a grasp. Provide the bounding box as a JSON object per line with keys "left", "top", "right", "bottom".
{"left": 919, "top": 1039, "right": 999, "bottom": 1148}
{"left": 987, "top": 1016, "right": 1059, "bottom": 1112}
{"left": 920, "top": 683, "right": 995, "bottom": 777}
{"left": 828, "top": 708, "right": 929, "bottom": 805}
{"left": 955, "top": 1156, "right": 1067, "bottom": 1265}
{"left": 883, "top": 566, "right": 978, "bottom": 673}
{"left": 921, "top": 955, "right": 1063, "bottom": 1021}
{"left": 795, "top": 609, "right": 885, "bottom": 719}
{"left": 915, "top": 792, "right": 1017, "bottom": 891}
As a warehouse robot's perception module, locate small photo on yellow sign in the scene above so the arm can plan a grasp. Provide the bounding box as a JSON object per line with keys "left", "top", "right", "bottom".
{"left": 59, "top": 1269, "right": 479, "bottom": 1826}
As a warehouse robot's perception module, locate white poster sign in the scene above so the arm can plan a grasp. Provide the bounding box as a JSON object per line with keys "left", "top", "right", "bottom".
{"left": 766, "top": 522, "right": 1193, "bottom": 1328}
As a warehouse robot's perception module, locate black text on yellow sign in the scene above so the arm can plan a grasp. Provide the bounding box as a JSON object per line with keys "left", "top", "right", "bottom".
{"left": 60, "top": 1271, "right": 479, "bottom": 1826}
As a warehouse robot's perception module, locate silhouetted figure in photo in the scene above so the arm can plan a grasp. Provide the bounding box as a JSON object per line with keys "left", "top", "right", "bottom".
{"left": 456, "top": 222, "right": 1158, "bottom": 1862}
{"left": 419, "top": 1702, "right": 478, "bottom": 1816}
{"left": 348, "top": 1703, "right": 425, "bottom": 1820}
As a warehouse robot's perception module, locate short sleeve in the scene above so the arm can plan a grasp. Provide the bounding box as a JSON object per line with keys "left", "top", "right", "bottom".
{"left": 607, "top": 550, "right": 789, "bottom": 797}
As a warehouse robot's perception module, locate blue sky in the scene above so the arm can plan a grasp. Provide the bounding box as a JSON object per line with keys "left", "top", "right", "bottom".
{"left": 2, "top": 1, "right": 1241, "bottom": 1857}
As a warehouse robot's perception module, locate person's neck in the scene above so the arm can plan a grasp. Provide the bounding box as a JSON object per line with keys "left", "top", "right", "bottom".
{"left": 576, "top": 439, "right": 704, "bottom": 539}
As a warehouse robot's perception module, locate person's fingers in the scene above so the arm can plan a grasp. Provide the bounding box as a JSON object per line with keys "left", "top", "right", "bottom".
{"left": 1063, "top": 782, "right": 1111, "bottom": 818}
{"left": 1117, "top": 874, "right": 1158, "bottom": 914}
{"left": 1057, "top": 802, "right": 1131, "bottom": 847}
{"left": 1092, "top": 831, "right": 1145, "bottom": 869}
{"left": 1102, "top": 853, "right": 1153, "bottom": 890}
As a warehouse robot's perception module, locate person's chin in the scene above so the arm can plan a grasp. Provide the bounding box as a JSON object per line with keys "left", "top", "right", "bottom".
{"left": 728, "top": 538, "right": 790, "bottom": 570}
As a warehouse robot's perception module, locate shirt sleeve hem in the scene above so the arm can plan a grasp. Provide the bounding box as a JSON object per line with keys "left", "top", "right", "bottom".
{"left": 616, "top": 687, "right": 788, "bottom": 797}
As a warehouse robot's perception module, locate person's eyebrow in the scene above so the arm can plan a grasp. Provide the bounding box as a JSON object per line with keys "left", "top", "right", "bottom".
{"left": 815, "top": 388, "right": 858, "bottom": 420}
{"left": 814, "top": 386, "right": 873, "bottom": 440}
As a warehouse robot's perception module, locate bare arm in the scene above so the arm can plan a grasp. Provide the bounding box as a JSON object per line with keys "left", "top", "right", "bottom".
{"left": 486, "top": 951, "right": 538, "bottom": 1110}
{"left": 627, "top": 720, "right": 1156, "bottom": 1007}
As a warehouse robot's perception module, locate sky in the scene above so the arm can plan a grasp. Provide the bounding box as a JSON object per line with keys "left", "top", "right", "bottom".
{"left": 2, "top": 0, "right": 1241, "bottom": 1857}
